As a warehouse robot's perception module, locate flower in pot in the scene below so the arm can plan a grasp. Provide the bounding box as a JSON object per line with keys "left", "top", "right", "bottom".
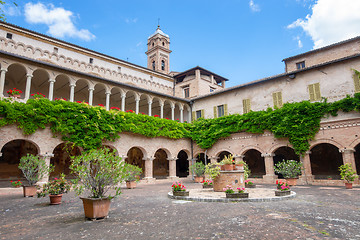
{"left": 7, "top": 88, "right": 23, "bottom": 98}
{"left": 234, "top": 159, "right": 245, "bottom": 170}
{"left": 274, "top": 159, "right": 302, "bottom": 186}
{"left": 37, "top": 173, "right": 71, "bottom": 205}
{"left": 220, "top": 155, "right": 234, "bottom": 171}
{"left": 224, "top": 185, "right": 249, "bottom": 198}
{"left": 245, "top": 179, "right": 256, "bottom": 188}
{"left": 18, "top": 154, "right": 54, "bottom": 197}
{"left": 124, "top": 163, "right": 143, "bottom": 189}
{"left": 275, "top": 181, "right": 291, "bottom": 196}
{"left": 70, "top": 148, "right": 129, "bottom": 220}
{"left": 189, "top": 162, "right": 205, "bottom": 183}
{"left": 171, "top": 181, "right": 189, "bottom": 196}
{"left": 339, "top": 163, "right": 358, "bottom": 189}
{"left": 10, "top": 180, "right": 22, "bottom": 188}
{"left": 202, "top": 179, "right": 213, "bottom": 188}
{"left": 31, "top": 92, "right": 46, "bottom": 99}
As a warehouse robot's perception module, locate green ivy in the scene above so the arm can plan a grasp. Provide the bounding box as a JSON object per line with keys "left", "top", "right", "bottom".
{"left": 1, "top": 93, "right": 360, "bottom": 154}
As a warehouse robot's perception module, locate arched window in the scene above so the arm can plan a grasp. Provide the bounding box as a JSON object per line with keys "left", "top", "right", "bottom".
{"left": 152, "top": 61, "right": 155, "bottom": 70}
{"left": 162, "top": 42, "right": 165, "bottom": 46}
{"left": 152, "top": 42, "right": 154, "bottom": 47}
{"left": 161, "top": 60, "right": 165, "bottom": 71}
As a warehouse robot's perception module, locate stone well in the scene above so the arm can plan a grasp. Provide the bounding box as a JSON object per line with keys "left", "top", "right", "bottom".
{"left": 213, "top": 170, "right": 245, "bottom": 192}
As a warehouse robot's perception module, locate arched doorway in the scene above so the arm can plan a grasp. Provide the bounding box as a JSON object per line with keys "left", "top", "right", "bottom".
{"left": 126, "top": 147, "right": 145, "bottom": 178}
{"left": 243, "top": 149, "right": 265, "bottom": 178}
{"left": 196, "top": 153, "right": 209, "bottom": 165}
{"left": 153, "top": 149, "right": 169, "bottom": 179}
{"left": 217, "top": 151, "right": 232, "bottom": 163}
{"left": 0, "top": 140, "right": 38, "bottom": 182}
{"left": 273, "top": 146, "right": 300, "bottom": 178}
{"left": 50, "top": 143, "right": 81, "bottom": 179}
{"left": 176, "top": 150, "right": 188, "bottom": 177}
{"left": 310, "top": 143, "right": 343, "bottom": 179}
{"left": 354, "top": 144, "right": 360, "bottom": 174}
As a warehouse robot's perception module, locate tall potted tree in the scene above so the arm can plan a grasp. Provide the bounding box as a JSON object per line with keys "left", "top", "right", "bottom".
{"left": 124, "top": 163, "right": 142, "bottom": 189}
{"left": 18, "top": 154, "right": 54, "bottom": 197}
{"left": 274, "top": 159, "right": 302, "bottom": 186}
{"left": 189, "top": 162, "right": 206, "bottom": 182}
{"left": 339, "top": 163, "right": 358, "bottom": 189}
{"left": 70, "top": 148, "right": 129, "bottom": 220}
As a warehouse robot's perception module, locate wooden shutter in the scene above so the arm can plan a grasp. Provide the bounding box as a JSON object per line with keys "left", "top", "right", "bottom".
{"left": 243, "top": 99, "right": 250, "bottom": 114}
{"left": 213, "top": 106, "right": 217, "bottom": 118}
{"left": 308, "top": 84, "right": 315, "bottom": 101}
{"left": 224, "top": 104, "right": 228, "bottom": 116}
{"left": 354, "top": 74, "right": 360, "bottom": 93}
{"left": 192, "top": 111, "right": 195, "bottom": 121}
{"left": 278, "top": 92, "right": 283, "bottom": 107}
{"left": 273, "top": 92, "right": 283, "bottom": 107}
{"left": 314, "top": 83, "right": 321, "bottom": 100}
{"left": 201, "top": 109, "right": 204, "bottom": 119}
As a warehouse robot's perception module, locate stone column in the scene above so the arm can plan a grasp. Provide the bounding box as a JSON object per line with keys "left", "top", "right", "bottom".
{"left": 160, "top": 101, "right": 164, "bottom": 118}
{"left": 187, "top": 159, "right": 194, "bottom": 179}
{"left": 48, "top": 79, "right": 56, "bottom": 101}
{"left": 171, "top": 104, "right": 175, "bottom": 120}
{"left": 188, "top": 109, "right": 191, "bottom": 123}
{"left": 135, "top": 95, "right": 140, "bottom": 114}
{"left": 179, "top": 105, "right": 184, "bottom": 123}
{"left": 148, "top": 100, "right": 152, "bottom": 116}
{"left": 38, "top": 152, "right": 54, "bottom": 185}
{"left": 143, "top": 157, "right": 155, "bottom": 183}
{"left": 121, "top": 93, "right": 126, "bottom": 111}
{"left": 167, "top": 157, "right": 178, "bottom": 180}
{"left": 105, "top": 91, "right": 111, "bottom": 111}
{"left": 88, "top": 87, "right": 94, "bottom": 105}
{"left": 24, "top": 74, "right": 33, "bottom": 100}
{"left": 340, "top": 148, "right": 358, "bottom": 174}
{"left": 299, "top": 151, "right": 314, "bottom": 184}
{"left": 0, "top": 68, "right": 7, "bottom": 97}
{"left": 69, "top": 83, "right": 76, "bottom": 102}
{"left": 261, "top": 153, "right": 276, "bottom": 183}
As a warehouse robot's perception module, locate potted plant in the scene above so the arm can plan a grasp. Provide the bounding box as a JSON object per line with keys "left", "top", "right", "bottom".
{"left": 205, "top": 163, "right": 221, "bottom": 180}
{"left": 245, "top": 179, "right": 256, "bottom": 188}
{"left": 234, "top": 159, "right": 245, "bottom": 170}
{"left": 274, "top": 159, "right": 302, "bottom": 186}
{"left": 70, "top": 148, "right": 129, "bottom": 220}
{"left": 171, "top": 181, "right": 189, "bottom": 196}
{"left": 224, "top": 185, "right": 248, "bottom": 198}
{"left": 220, "top": 155, "right": 234, "bottom": 171}
{"left": 37, "top": 173, "right": 71, "bottom": 205}
{"left": 189, "top": 162, "right": 205, "bottom": 182}
{"left": 202, "top": 179, "right": 213, "bottom": 188}
{"left": 18, "top": 154, "right": 54, "bottom": 197}
{"left": 7, "top": 88, "right": 22, "bottom": 98}
{"left": 339, "top": 163, "right": 358, "bottom": 189}
{"left": 10, "top": 180, "right": 22, "bottom": 188}
{"left": 275, "top": 181, "right": 291, "bottom": 196}
{"left": 124, "top": 163, "right": 142, "bottom": 189}
{"left": 327, "top": 176, "right": 332, "bottom": 180}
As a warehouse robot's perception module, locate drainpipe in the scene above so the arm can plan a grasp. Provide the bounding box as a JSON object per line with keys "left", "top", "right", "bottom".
{"left": 190, "top": 100, "right": 194, "bottom": 180}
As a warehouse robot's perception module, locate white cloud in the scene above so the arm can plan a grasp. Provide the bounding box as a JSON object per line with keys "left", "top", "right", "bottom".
{"left": 287, "top": 0, "right": 360, "bottom": 49}
{"left": 3, "top": 4, "right": 21, "bottom": 17}
{"left": 24, "top": 2, "right": 95, "bottom": 41}
{"left": 249, "top": 0, "right": 260, "bottom": 12}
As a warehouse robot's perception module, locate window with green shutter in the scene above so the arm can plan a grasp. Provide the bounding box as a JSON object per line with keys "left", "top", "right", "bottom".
{"left": 243, "top": 99, "right": 251, "bottom": 114}
{"left": 272, "top": 91, "right": 283, "bottom": 108}
{"left": 213, "top": 106, "right": 217, "bottom": 118}
{"left": 354, "top": 74, "right": 360, "bottom": 93}
{"left": 308, "top": 83, "right": 321, "bottom": 101}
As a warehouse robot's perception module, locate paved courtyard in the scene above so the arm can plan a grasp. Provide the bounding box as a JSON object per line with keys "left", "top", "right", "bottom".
{"left": 0, "top": 180, "right": 359, "bottom": 240}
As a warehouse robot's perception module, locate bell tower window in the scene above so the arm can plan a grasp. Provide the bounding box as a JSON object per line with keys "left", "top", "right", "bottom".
{"left": 161, "top": 60, "right": 165, "bottom": 71}
{"left": 152, "top": 61, "right": 156, "bottom": 70}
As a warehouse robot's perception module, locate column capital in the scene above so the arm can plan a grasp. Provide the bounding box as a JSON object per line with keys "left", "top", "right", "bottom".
{"left": 148, "top": 100, "right": 153, "bottom": 105}
{"left": 167, "top": 157, "right": 176, "bottom": 161}
{"left": 1, "top": 68, "right": 8, "bottom": 73}
{"left": 105, "top": 91, "right": 111, "bottom": 95}
{"left": 69, "top": 83, "right": 76, "bottom": 87}
{"left": 48, "top": 78, "right": 56, "bottom": 83}
{"left": 144, "top": 157, "right": 154, "bottom": 161}
{"left": 88, "top": 87, "right": 94, "bottom": 91}
{"left": 39, "top": 152, "right": 54, "bottom": 158}
{"left": 339, "top": 148, "right": 355, "bottom": 153}
{"left": 305, "top": 151, "right": 312, "bottom": 155}
{"left": 179, "top": 104, "right": 184, "bottom": 111}
{"left": 26, "top": 74, "right": 33, "bottom": 78}
{"left": 261, "top": 153, "right": 275, "bottom": 157}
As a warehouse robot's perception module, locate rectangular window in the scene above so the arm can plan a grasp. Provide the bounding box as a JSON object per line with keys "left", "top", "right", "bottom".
{"left": 296, "top": 61, "right": 305, "bottom": 70}
{"left": 53, "top": 47, "right": 58, "bottom": 53}
{"left": 243, "top": 99, "right": 251, "bottom": 114}
{"left": 183, "top": 87, "right": 190, "bottom": 98}
{"left": 6, "top": 33, "right": 12, "bottom": 39}
{"left": 89, "top": 58, "right": 94, "bottom": 64}
{"left": 272, "top": 91, "right": 283, "bottom": 108}
{"left": 217, "top": 105, "right": 225, "bottom": 117}
{"left": 308, "top": 83, "right": 321, "bottom": 101}
{"left": 196, "top": 110, "right": 202, "bottom": 119}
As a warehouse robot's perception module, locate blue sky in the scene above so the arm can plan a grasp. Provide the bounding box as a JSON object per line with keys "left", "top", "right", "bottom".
{"left": 3, "top": 0, "right": 360, "bottom": 87}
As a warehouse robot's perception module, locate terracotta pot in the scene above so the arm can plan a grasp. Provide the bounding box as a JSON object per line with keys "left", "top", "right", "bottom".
{"left": 194, "top": 176, "right": 204, "bottom": 183}
{"left": 173, "top": 191, "right": 189, "bottom": 197}
{"left": 22, "top": 185, "right": 37, "bottom": 197}
{"left": 223, "top": 164, "right": 233, "bottom": 171}
{"left": 220, "top": 165, "right": 225, "bottom": 171}
{"left": 80, "top": 197, "right": 111, "bottom": 220}
{"left": 275, "top": 190, "right": 291, "bottom": 196}
{"left": 225, "top": 192, "right": 249, "bottom": 198}
{"left": 126, "top": 181, "right": 137, "bottom": 189}
{"left": 202, "top": 184, "right": 213, "bottom": 189}
{"left": 245, "top": 184, "right": 256, "bottom": 188}
{"left": 49, "top": 194, "right": 63, "bottom": 205}
{"left": 234, "top": 164, "right": 244, "bottom": 170}
{"left": 345, "top": 182, "right": 353, "bottom": 189}
{"left": 286, "top": 178, "right": 297, "bottom": 186}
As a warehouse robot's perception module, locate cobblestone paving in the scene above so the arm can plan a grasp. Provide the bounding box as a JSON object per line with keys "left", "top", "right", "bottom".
{"left": 0, "top": 179, "right": 359, "bottom": 240}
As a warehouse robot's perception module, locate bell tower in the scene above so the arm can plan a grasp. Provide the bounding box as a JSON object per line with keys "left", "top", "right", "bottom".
{"left": 146, "top": 25, "right": 171, "bottom": 74}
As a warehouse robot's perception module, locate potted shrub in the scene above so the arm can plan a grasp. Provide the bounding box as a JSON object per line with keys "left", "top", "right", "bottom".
{"left": 124, "top": 163, "right": 142, "bottom": 189}
{"left": 275, "top": 181, "right": 291, "bottom": 196}
{"left": 70, "top": 148, "right": 129, "bottom": 220}
{"left": 18, "top": 154, "right": 54, "bottom": 197}
{"left": 189, "top": 162, "right": 205, "bottom": 183}
{"left": 202, "top": 179, "right": 213, "bottom": 189}
{"left": 171, "top": 181, "right": 189, "bottom": 196}
{"left": 224, "top": 185, "right": 248, "bottom": 198}
{"left": 274, "top": 159, "right": 302, "bottom": 186}
{"left": 37, "top": 173, "right": 71, "bottom": 205}
{"left": 339, "top": 163, "right": 358, "bottom": 189}
{"left": 234, "top": 159, "right": 245, "bottom": 170}
{"left": 205, "top": 163, "right": 221, "bottom": 180}
{"left": 245, "top": 179, "right": 256, "bottom": 188}
{"left": 220, "top": 155, "right": 234, "bottom": 171}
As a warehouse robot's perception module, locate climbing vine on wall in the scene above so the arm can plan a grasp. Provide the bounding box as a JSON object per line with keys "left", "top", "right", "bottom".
{"left": 0, "top": 94, "right": 360, "bottom": 154}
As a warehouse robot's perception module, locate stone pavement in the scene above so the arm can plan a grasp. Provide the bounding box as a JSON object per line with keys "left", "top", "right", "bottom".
{"left": 0, "top": 179, "right": 359, "bottom": 240}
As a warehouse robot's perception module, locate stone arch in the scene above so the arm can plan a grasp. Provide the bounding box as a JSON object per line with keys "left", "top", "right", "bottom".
{"left": 176, "top": 150, "right": 189, "bottom": 177}
{"left": 242, "top": 149, "right": 265, "bottom": 178}
{"left": 195, "top": 152, "right": 209, "bottom": 165}
{"left": 353, "top": 144, "right": 360, "bottom": 175}
{"left": 163, "top": 99, "right": 172, "bottom": 119}
{"left": 16, "top": 42, "right": 26, "bottom": 53}
{"left": 74, "top": 79, "right": 90, "bottom": 103}
{"left": 309, "top": 143, "right": 343, "bottom": 179}
{"left": 109, "top": 86, "right": 122, "bottom": 110}
{"left": 153, "top": 148, "right": 169, "bottom": 178}
{"left": 125, "top": 90, "right": 137, "bottom": 112}
{"left": 139, "top": 93, "right": 149, "bottom": 115}
{"left": 54, "top": 74, "right": 71, "bottom": 100}
{"left": 309, "top": 139, "right": 344, "bottom": 150}
{"left": 126, "top": 147, "right": 146, "bottom": 178}
{"left": 93, "top": 82, "right": 107, "bottom": 107}
{"left": 273, "top": 146, "right": 300, "bottom": 178}
{"left": 31, "top": 68, "right": 51, "bottom": 99}
{"left": 151, "top": 97, "right": 162, "bottom": 117}
{"left": 4, "top": 63, "right": 27, "bottom": 98}
{"left": 240, "top": 145, "right": 265, "bottom": 156}
{"left": 216, "top": 150, "right": 233, "bottom": 163}
{"left": 50, "top": 143, "right": 81, "bottom": 179}
{"left": 0, "top": 139, "right": 40, "bottom": 181}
